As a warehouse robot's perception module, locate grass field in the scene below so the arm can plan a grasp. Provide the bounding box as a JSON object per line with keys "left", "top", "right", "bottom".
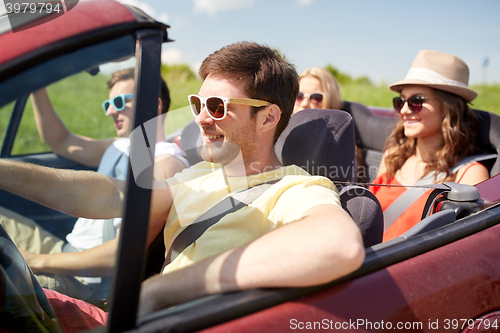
{"left": 1, "top": 71, "right": 499, "bottom": 155}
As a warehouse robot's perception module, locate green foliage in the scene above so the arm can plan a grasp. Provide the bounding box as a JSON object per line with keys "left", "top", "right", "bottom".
{"left": 470, "top": 84, "right": 500, "bottom": 113}
{"left": 1, "top": 72, "right": 112, "bottom": 155}
{"left": 165, "top": 78, "right": 202, "bottom": 135}
{"left": 341, "top": 83, "right": 396, "bottom": 108}
{"left": 354, "top": 76, "right": 372, "bottom": 85}
{"left": 161, "top": 64, "right": 197, "bottom": 83}
{"left": 325, "top": 64, "right": 373, "bottom": 86}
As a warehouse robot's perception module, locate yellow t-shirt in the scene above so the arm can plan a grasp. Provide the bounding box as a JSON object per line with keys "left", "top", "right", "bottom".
{"left": 162, "top": 162, "right": 341, "bottom": 274}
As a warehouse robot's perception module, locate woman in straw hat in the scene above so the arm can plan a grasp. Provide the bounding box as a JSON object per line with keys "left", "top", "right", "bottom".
{"left": 370, "top": 50, "right": 490, "bottom": 242}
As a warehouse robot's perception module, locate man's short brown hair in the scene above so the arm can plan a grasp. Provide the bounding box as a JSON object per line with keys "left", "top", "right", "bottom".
{"left": 107, "top": 68, "right": 170, "bottom": 115}
{"left": 198, "top": 42, "right": 299, "bottom": 142}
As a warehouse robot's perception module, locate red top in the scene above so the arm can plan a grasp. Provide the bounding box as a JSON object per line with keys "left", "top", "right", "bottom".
{"left": 370, "top": 174, "right": 432, "bottom": 242}
{"left": 370, "top": 162, "right": 482, "bottom": 242}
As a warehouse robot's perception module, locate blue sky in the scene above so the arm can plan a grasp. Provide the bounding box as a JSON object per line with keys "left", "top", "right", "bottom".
{"left": 1, "top": 0, "right": 497, "bottom": 84}
{"left": 118, "top": 0, "right": 500, "bottom": 86}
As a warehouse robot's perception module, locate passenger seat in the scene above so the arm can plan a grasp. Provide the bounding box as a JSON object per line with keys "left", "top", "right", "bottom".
{"left": 275, "top": 108, "right": 383, "bottom": 247}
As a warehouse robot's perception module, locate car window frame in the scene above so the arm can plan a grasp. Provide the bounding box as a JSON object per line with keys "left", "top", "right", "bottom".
{"left": 104, "top": 27, "right": 166, "bottom": 332}
{"left": 0, "top": 95, "right": 27, "bottom": 157}
{"left": 0, "top": 10, "right": 170, "bottom": 332}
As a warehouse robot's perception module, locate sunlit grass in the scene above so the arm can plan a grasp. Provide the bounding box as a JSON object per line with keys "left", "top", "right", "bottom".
{"left": 470, "top": 84, "right": 500, "bottom": 114}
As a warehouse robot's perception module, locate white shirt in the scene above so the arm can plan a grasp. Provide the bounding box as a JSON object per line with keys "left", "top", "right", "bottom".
{"left": 65, "top": 138, "right": 188, "bottom": 251}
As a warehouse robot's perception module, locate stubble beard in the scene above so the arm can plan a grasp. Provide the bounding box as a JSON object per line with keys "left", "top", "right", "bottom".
{"left": 200, "top": 141, "right": 242, "bottom": 165}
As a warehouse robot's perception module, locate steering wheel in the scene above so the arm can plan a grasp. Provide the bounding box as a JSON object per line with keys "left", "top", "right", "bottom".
{"left": 0, "top": 225, "right": 61, "bottom": 331}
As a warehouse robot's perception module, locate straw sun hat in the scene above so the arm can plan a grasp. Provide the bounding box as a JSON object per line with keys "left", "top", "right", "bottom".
{"left": 389, "top": 50, "right": 477, "bottom": 102}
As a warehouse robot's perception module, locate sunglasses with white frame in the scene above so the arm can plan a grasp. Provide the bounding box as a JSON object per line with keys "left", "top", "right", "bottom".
{"left": 188, "top": 94, "right": 271, "bottom": 120}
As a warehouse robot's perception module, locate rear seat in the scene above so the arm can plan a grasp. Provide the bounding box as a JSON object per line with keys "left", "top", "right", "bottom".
{"left": 341, "top": 101, "right": 398, "bottom": 182}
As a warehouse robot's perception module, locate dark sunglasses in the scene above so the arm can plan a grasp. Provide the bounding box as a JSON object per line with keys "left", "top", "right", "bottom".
{"left": 102, "top": 94, "right": 134, "bottom": 114}
{"left": 392, "top": 95, "right": 436, "bottom": 113}
{"left": 188, "top": 94, "right": 270, "bottom": 120}
{"left": 296, "top": 92, "right": 323, "bottom": 104}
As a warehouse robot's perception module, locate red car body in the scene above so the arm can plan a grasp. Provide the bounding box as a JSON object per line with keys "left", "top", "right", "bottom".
{"left": 203, "top": 193, "right": 500, "bottom": 332}
{"left": 0, "top": 1, "right": 136, "bottom": 66}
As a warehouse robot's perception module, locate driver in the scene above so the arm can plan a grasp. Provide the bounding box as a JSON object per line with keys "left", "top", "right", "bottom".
{"left": 0, "top": 68, "right": 188, "bottom": 302}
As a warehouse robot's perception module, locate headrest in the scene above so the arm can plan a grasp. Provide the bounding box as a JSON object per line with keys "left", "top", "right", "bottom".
{"left": 341, "top": 101, "right": 398, "bottom": 151}
{"left": 275, "top": 109, "right": 356, "bottom": 183}
{"left": 179, "top": 120, "right": 203, "bottom": 166}
{"left": 475, "top": 110, "right": 500, "bottom": 176}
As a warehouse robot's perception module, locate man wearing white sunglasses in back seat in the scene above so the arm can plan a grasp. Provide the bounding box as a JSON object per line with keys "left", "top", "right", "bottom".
{"left": 0, "top": 42, "right": 364, "bottom": 319}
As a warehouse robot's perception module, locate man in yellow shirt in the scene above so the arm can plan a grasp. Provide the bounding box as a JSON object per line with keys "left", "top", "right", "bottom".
{"left": 0, "top": 42, "right": 365, "bottom": 316}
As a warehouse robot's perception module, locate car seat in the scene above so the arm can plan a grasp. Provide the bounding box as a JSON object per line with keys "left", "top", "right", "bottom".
{"left": 341, "top": 101, "right": 398, "bottom": 182}
{"left": 474, "top": 110, "right": 500, "bottom": 176}
{"left": 179, "top": 120, "right": 203, "bottom": 166}
{"left": 275, "top": 109, "right": 383, "bottom": 247}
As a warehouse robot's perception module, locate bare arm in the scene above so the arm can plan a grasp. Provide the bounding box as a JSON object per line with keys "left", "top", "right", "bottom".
{"left": 31, "top": 88, "right": 114, "bottom": 168}
{"left": 153, "top": 154, "right": 186, "bottom": 180}
{"left": 0, "top": 159, "right": 123, "bottom": 219}
{"left": 20, "top": 218, "right": 166, "bottom": 277}
{"left": 0, "top": 159, "right": 172, "bottom": 220}
{"left": 138, "top": 204, "right": 365, "bottom": 316}
{"left": 20, "top": 238, "right": 119, "bottom": 276}
{"left": 456, "top": 162, "right": 490, "bottom": 185}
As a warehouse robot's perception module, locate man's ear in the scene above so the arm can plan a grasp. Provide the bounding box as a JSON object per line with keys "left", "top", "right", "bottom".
{"left": 157, "top": 98, "right": 163, "bottom": 116}
{"left": 257, "top": 104, "right": 281, "bottom": 134}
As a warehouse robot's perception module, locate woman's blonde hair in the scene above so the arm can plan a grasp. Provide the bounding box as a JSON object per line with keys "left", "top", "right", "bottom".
{"left": 299, "top": 67, "right": 342, "bottom": 110}
{"left": 384, "top": 88, "right": 480, "bottom": 182}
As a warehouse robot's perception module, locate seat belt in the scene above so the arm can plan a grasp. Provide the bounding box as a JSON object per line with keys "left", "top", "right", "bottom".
{"left": 162, "top": 179, "right": 279, "bottom": 270}
{"left": 383, "top": 153, "right": 497, "bottom": 231}
{"left": 383, "top": 172, "right": 439, "bottom": 231}
{"left": 451, "top": 153, "right": 497, "bottom": 170}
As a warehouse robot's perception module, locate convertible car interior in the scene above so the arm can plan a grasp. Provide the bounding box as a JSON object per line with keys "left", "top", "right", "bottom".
{"left": 1, "top": 1, "right": 500, "bottom": 332}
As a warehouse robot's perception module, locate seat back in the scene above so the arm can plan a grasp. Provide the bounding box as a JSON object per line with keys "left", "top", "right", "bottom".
{"left": 275, "top": 109, "right": 356, "bottom": 183}
{"left": 341, "top": 101, "right": 399, "bottom": 182}
{"left": 474, "top": 110, "right": 500, "bottom": 176}
{"left": 339, "top": 185, "right": 383, "bottom": 247}
{"left": 341, "top": 101, "right": 398, "bottom": 152}
{"left": 179, "top": 119, "right": 203, "bottom": 166}
{"left": 275, "top": 109, "right": 383, "bottom": 246}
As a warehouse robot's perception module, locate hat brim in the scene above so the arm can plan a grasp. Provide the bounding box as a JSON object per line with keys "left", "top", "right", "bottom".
{"left": 389, "top": 79, "right": 477, "bottom": 103}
